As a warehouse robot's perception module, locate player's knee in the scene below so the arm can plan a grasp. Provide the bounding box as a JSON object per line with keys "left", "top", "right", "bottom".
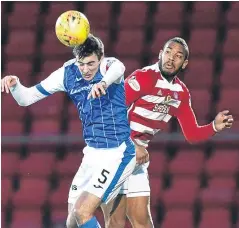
{"left": 106, "top": 214, "right": 126, "bottom": 228}
{"left": 127, "top": 209, "right": 152, "bottom": 227}
{"left": 73, "top": 206, "right": 92, "bottom": 224}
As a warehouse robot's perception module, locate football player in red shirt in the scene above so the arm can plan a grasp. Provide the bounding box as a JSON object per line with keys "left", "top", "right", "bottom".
{"left": 101, "top": 37, "right": 234, "bottom": 228}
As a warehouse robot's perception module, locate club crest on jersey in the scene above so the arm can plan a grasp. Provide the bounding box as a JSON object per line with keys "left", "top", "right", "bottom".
{"left": 173, "top": 92, "right": 178, "bottom": 99}
{"left": 128, "top": 76, "right": 140, "bottom": 91}
{"left": 164, "top": 95, "right": 172, "bottom": 104}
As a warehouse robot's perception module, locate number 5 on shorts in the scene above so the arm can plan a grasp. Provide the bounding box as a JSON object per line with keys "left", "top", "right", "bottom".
{"left": 94, "top": 169, "right": 110, "bottom": 188}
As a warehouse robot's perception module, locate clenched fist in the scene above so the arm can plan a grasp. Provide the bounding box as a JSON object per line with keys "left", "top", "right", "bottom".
{"left": 1, "top": 75, "right": 18, "bottom": 93}
{"left": 214, "top": 110, "right": 234, "bottom": 132}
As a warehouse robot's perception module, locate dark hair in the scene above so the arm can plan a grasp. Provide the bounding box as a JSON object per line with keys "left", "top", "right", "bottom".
{"left": 164, "top": 37, "right": 189, "bottom": 60}
{"left": 73, "top": 34, "right": 104, "bottom": 60}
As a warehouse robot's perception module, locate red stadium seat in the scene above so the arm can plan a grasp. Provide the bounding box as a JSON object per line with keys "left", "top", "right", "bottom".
{"left": 51, "top": 208, "right": 67, "bottom": 225}
{"left": 226, "top": 2, "right": 239, "bottom": 27}
{"left": 220, "top": 58, "right": 239, "bottom": 88}
{"left": 90, "top": 29, "right": 110, "bottom": 52}
{"left": 199, "top": 208, "right": 231, "bottom": 228}
{"left": 150, "top": 176, "right": 162, "bottom": 206}
{"left": 31, "top": 119, "right": 60, "bottom": 135}
{"left": 4, "top": 60, "right": 33, "bottom": 85}
{"left": 118, "top": 2, "right": 148, "bottom": 28}
{"left": 8, "top": 2, "right": 40, "bottom": 29}
{"left": 190, "top": 2, "right": 220, "bottom": 28}
{"left": 1, "top": 120, "right": 24, "bottom": 135}
{"left": 217, "top": 89, "right": 239, "bottom": 116}
{"left": 161, "top": 209, "right": 193, "bottom": 228}
{"left": 41, "top": 29, "right": 73, "bottom": 58}
{"left": 95, "top": 209, "right": 105, "bottom": 227}
{"left": 18, "top": 152, "right": 55, "bottom": 177}
{"left": 28, "top": 93, "right": 65, "bottom": 119}
{"left": 200, "top": 177, "right": 236, "bottom": 206}
{"left": 223, "top": 29, "right": 239, "bottom": 57}
{"left": 5, "top": 30, "right": 36, "bottom": 58}
{"left": 123, "top": 58, "right": 141, "bottom": 77}
{"left": 12, "top": 178, "right": 49, "bottom": 207}
{"left": 205, "top": 149, "right": 239, "bottom": 176}
{"left": 54, "top": 152, "right": 83, "bottom": 177}
{"left": 67, "top": 119, "right": 83, "bottom": 135}
{"left": 148, "top": 151, "right": 166, "bottom": 176}
{"left": 38, "top": 60, "right": 64, "bottom": 80}
{"left": 150, "top": 29, "right": 181, "bottom": 56}
{"left": 190, "top": 89, "right": 211, "bottom": 120}
{"left": 67, "top": 102, "right": 79, "bottom": 120}
{"left": 153, "top": 2, "right": 184, "bottom": 28}
{"left": 183, "top": 58, "right": 213, "bottom": 89}
{"left": 49, "top": 178, "right": 72, "bottom": 207}
{"left": 84, "top": 2, "right": 111, "bottom": 29}
{"left": 114, "top": 29, "right": 145, "bottom": 57}
{"left": 2, "top": 152, "right": 19, "bottom": 176}
{"left": 162, "top": 177, "right": 199, "bottom": 208}
{"left": 1, "top": 94, "right": 27, "bottom": 120}
{"left": 43, "top": 2, "right": 76, "bottom": 29}
{"left": 10, "top": 209, "right": 42, "bottom": 228}
{"left": 2, "top": 178, "right": 12, "bottom": 208}
{"left": 169, "top": 149, "right": 204, "bottom": 176}
{"left": 1, "top": 210, "right": 5, "bottom": 228}
{"left": 189, "top": 28, "right": 217, "bottom": 57}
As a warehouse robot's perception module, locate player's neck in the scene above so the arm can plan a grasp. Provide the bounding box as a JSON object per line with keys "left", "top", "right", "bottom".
{"left": 161, "top": 74, "right": 175, "bottom": 83}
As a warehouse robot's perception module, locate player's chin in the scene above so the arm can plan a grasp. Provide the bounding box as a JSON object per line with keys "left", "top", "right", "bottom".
{"left": 83, "top": 75, "right": 94, "bottom": 81}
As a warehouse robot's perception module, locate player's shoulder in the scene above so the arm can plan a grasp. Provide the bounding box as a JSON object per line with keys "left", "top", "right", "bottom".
{"left": 174, "top": 77, "right": 190, "bottom": 96}
{"left": 128, "top": 63, "right": 159, "bottom": 83}
{"left": 100, "top": 57, "right": 121, "bottom": 75}
{"left": 63, "top": 58, "right": 77, "bottom": 69}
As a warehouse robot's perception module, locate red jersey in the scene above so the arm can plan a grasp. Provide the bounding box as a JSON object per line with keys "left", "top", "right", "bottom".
{"left": 125, "top": 63, "right": 216, "bottom": 147}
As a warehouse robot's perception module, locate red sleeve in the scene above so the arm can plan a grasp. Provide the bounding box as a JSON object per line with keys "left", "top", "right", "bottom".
{"left": 177, "top": 89, "right": 216, "bottom": 144}
{"left": 125, "top": 70, "right": 154, "bottom": 107}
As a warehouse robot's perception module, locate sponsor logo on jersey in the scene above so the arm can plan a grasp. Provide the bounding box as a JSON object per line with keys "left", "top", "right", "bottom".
{"left": 128, "top": 76, "right": 140, "bottom": 91}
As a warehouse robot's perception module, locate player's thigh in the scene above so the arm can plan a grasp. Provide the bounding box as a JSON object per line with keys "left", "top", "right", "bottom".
{"left": 125, "top": 163, "right": 153, "bottom": 225}
{"left": 101, "top": 194, "right": 127, "bottom": 228}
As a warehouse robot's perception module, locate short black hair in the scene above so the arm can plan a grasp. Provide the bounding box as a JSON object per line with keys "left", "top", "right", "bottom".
{"left": 164, "top": 37, "right": 189, "bottom": 60}
{"left": 73, "top": 34, "right": 104, "bottom": 60}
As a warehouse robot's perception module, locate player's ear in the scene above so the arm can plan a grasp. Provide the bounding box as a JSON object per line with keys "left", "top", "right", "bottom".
{"left": 182, "top": 59, "right": 188, "bottom": 69}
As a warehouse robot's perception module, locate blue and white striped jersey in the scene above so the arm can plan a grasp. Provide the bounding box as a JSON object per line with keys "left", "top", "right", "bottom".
{"left": 36, "top": 57, "right": 131, "bottom": 148}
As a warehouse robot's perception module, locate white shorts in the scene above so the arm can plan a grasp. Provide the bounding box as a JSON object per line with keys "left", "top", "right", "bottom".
{"left": 119, "top": 162, "right": 150, "bottom": 197}
{"left": 68, "top": 139, "right": 136, "bottom": 205}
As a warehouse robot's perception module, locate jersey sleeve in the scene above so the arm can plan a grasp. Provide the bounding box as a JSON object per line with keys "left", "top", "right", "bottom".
{"left": 176, "top": 88, "right": 216, "bottom": 143}
{"left": 10, "top": 66, "right": 66, "bottom": 106}
{"left": 125, "top": 70, "right": 154, "bottom": 107}
{"left": 37, "top": 66, "right": 66, "bottom": 95}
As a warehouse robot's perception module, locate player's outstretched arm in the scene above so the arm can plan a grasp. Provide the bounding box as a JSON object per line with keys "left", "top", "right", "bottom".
{"left": 1, "top": 67, "right": 65, "bottom": 106}
{"left": 177, "top": 99, "right": 234, "bottom": 143}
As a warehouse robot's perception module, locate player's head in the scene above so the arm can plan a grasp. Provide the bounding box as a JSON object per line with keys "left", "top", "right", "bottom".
{"left": 158, "top": 37, "right": 189, "bottom": 79}
{"left": 73, "top": 34, "right": 104, "bottom": 81}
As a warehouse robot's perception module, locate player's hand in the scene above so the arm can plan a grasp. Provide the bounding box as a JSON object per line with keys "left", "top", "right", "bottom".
{"left": 1, "top": 75, "right": 18, "bottom": 94}
{"left": 87, "top": 81, "right": 107, "bottom": 99}
{"left": 214, "top": 110, "right": 234, "bottom": 132}
{"left": 135, "top": 143, "right": 149, "bottom": 165}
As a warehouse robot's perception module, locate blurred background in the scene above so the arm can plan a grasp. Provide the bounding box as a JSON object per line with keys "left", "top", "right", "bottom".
{"left": 1, "top": 1, "right": 239, "bottom": 228}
